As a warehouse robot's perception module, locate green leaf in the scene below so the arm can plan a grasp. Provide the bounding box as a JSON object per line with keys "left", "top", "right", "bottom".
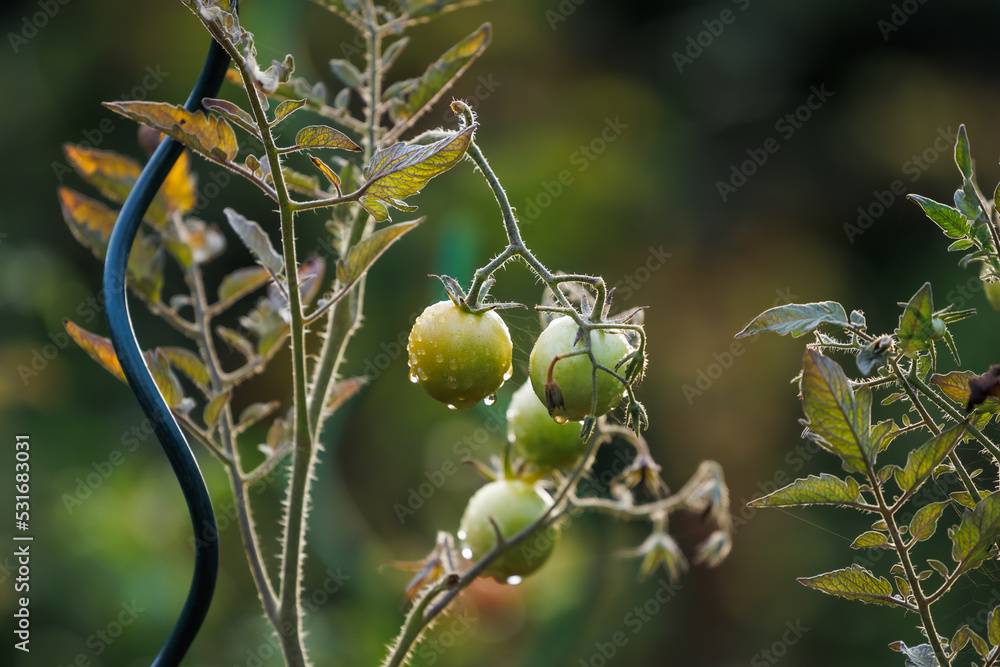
{"left": 293, "top": 125, "right": 362, "bottom": 152}
{"left": 236, "top": 401, "right": 281, "bottom": 431}
{"left": 748, "top": 473, "right": 862, "bottom": 508}
{"left": 947, "top": 239, "right": 975, "bottom": 251}
{"left": 951, "top": 625, "right": 989, "bottom": 659}
{"left": 217, "top": 266, "right": 272, "bottom": 309}
{"left": 988, "top": 605, "right": 1000, "bottom": 646}
{"left": 388, "top": 24, "right": 491, "bottom": 124}
{"left": 932, "top": 371, "right": 1000, "bottom": 413}
{"left": 894, "top": 420, "right": 968, "bottom": 495}
{"left": 800, "top": 349, "right": 872, "bottom": 474}
{"left": 797, "top": 565, "right": 900, "bottom": 607}
{"left": 892, "top": 643, "right": 938, "bottom": 667}
{"left": 336, "top": 219, "right": 422, "bottom": 287}
{"left": 274, "top": 99, "right": 306, "bottom": 123}
{"left": 950, "top": 491, "right": 1000, "bottom": 575}
{"left": 202, "top": 97, "right": 257, "bottom": 132}
{"left": 147, "top": 350, "right": 184, "bottom": 410}
{"left": 856, "top": 336, "right": 891, "bottom": 376}
{"left": 359, "top": 196, "right": 390, "bottom": 222}
{"left": 926, "top": 559, "right": 949, "bottom": 578}
{"left": 203, "top": 390, "right": 231, "bottom": 429}
{"left": 324, "top": 376, "right": 369, "bottom": 414}
{"left": 734, "top": 301, "right": 849, "bottom": 339}
{"left": 909, "top": 502, "right": 949, "bottom": 543}
{"left": 158, "top": 346, "right": 211, "bottom": 392}
{"left": 908, "top": 195, "right": 970, "bottom": 240}
{"left": 850, "top": 531, "right": 892, "bottom": 549}
{"left": 896, "top": 282, "right": 935, "bottom": 358}
{"left": 361, "top": 124, "right": 475, "bottom": 208}
{"left": 381, "top": 37, "right": 410, "bottom": 73}
{"left": 329, "top": 59, "right": 364, "bottom": 89}
{"left": 104, "top": 101, "right": 238, "bottom": 163}
{"left": 223, "top": 208, "right": 284, "bottom": 277}
{"left": 215, "top": 326, "right": 255, "bottom": 361}
{"left": 871, "top": 419, "right": 900, "bottom": 454}
{"left": 955, "top": 124, "right": 973, "bottom": 181}
{"left": 127, "top": 232, "right": 165, "bottom": 304}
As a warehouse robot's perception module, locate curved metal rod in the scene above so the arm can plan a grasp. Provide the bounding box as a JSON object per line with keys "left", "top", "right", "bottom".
{"left": 102, "top": 6, "right": 236, "bottom": 665}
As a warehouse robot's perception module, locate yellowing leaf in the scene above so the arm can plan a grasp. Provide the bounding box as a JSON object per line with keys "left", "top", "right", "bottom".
{"left": 104, "top": 101, "right": 239, "bottom": 163}
{"left": 293, "top": 125, "right": 362, "bottom": 152}
{"left": 161, "top": 151, "right": 197, "bottom": 215}
{"left": 217, "top": 266, "right": 272, "bottom": 309}
{"left": 309, "top": 156, "right": 341, "bottom": 190}
{"left": 158, "top": 346, "right": 211, "bottom": 391}
{"left": 63, "top": 144, "right": 167, "bottom": 227}
{"left": 336, "top": 218, "right": 422, "bottom": 287}
{"left": 204, "top": 389, "right": 232, "bottom": 429}
{"left": 58, "top": 187, "right": 117, "bottom": 257}
{"left": 797, "top": 565, "right": 901, "bottom": 607}
{"left": 64, "top": 320, "right": 126, "bottom": 382}
{"left": 361, "top": 125, "right": 474, "bottom": 208}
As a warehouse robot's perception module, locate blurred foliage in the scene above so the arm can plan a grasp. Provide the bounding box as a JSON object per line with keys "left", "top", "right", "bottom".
{"left": 6, "top": 0, "right": 1000, "bottom": 666}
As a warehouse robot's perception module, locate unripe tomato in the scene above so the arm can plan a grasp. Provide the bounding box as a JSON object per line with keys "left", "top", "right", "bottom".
{"left": 982, "top": 272, "right": 1000, "bottom": 313}
{"left": 528, "top": 316, "right": 632, "bottom": 421}
{"left": 507, "top": 381, "right": 587, "bottom": 470}
{"left": 930, "top": 317, "right": 946, "bottom": 339}
{"left": 407, "top": 300, "right": 513, "bottom": 409}
{"left": 458, "top": 479, "right": 558, "bottom": 582}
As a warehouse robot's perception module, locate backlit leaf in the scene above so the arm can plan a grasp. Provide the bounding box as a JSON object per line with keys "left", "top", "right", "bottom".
{"left": 988, "top": 605, "right": 1000, "bottom": 646}
{"left": 324, "top": 376, "right": 368, "bottom": 414}
{"left": 361, "top": 125, "right": 474, "bottom": 208}
{"left": 237, "top": 401, "right": 281, "bottom": 431}
{"left": 933, "top": 370, "right": 1000, "bottom": 414}
{"left": 293, "top": 125, "right": 361, "bottom": 152}
{"left": 894, "top": 420, "right": 968, "bottom": 494}
{"left": 224, "top": 208, "right": 284, "bottom": 277}
{"left": 58, "top": 187, "right": 116, "bottom": 256}
{"left": 950, "top": 491, "right": 1000, "bottom": 575}
{"left": 309, "top": 156, "right": 341, "bottom": 191}
{"left": 63, "top": 145, "right": 167, "bottom": 227}
{"left": 797, "top": 565, "right": 900, "bottom": 607}
{"left": 800, "top": 349, "right": 871, "bottom": 474}
{"left": 202, "top": 97, "right": 257, "bottom": 131}
{"left": 274, "top": 98, "right": 306, "bottom": 122}
{"left": 896, "top": 282, "right": 934, "bottom": 358}
{"left": 105, "top": 101, "right": 239, "bottom": 163}
{"left": 850, "top": 531, "right": 892, "bottom": 549}
{"left": 63, "top": 320, "right": 126, "bottom": 382}
{"left": 148, "top": 350, "right": 184, "bottom": 409}
{"left": 215, "top": 326, "right": 255, "bottom": 360}
{"left": 909, "top": 502, "right": 949, "bottom": 543}
{"left": 158, "top": 346, "right": 211, "bottom": 392}
{"left": 329, "top": 59, "right": 364, "bottom": 89}
{"left": 748, "top": 473, "right": 862, "bottom": 508}
{"left": 955, "top": 124, "right": 973, "bottom": 181}
{"left": 217, "top": 266, "right": 272, "bottom": 309}
{"left": 336, "top": 219, "right": 422, "bottom": 287}
{"left": 908, "top": 195, "right": 970, "bottom": 240}
{"left": 388, "top": 24, "right": 491, "bottom": 124}
{"left": 735, "top": 301, "right": 849, "bottom": 339}
{"left": 203, "top": 389, "right": 231, "bottom": 429}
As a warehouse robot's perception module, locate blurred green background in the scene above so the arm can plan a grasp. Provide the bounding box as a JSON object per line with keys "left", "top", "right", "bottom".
{"left": 4, "top": 0, "right": 1000, "bottom": 665}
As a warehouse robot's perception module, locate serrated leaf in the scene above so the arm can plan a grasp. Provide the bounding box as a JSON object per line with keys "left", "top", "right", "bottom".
{"left": 894, "top": 420, "right": 968, "bottom": 494}
{"left": 926, "top": 559, "right": 949, "bottom": 578}
{"left": 388, "top": 24, "right": 491, "bottom": 124}
{"left": 951, "top": 491, "right": 980, "bottom": 510}
{"left": 748, "top": 473, "right": 862, "bottom": 508}
{"left": 908, "top": 195, "right": 970, "bottom": 240}
{"left": 202, "top": 97, "right": 257, "bottom": 130}
{"left": 324, "top": 376, "right": 368, "bottom": 414}
{"left": 932, "top": 371, "right": 1000, "bottom": 413}
{"left": 104, "top": 101, "right": 238, "bottom": 163}
{"left": 63, "top": 145, "right": 168, "bottom": 227}
{"left": 952, "top": 625, "right": 989, "bottom": 659}
{"left": 329, "top": 59, "right": 364, "bottom": 88}
{"left": 237, "top": 401, "right": 281, "bottom": 431}
{"left": 361, "top": 124, "right": 475, "bottom": 208}
{"left": 950, "top": 491, "right": 1000, "bottom": 575}
{"left": 909, "top": 502, "right": 949, "bottom": 543}
{"left": 797, "top": 564, "right": 900, "bottom": 607}
{"left": 955, "top": 124, "right": 973, "bottom": 181}
{"left": 64, "top": 320, "right": 126, "bottom": 382}
{"left": 203, "top": 390, "right": 231, "bottom": 429}
{"left": 896, "top": 282, "right": 935, "bottom": 358}
{"left": 294, "top": 125, "right": 361, "bottom": 152}
{"left": 735, "top": 301, "right": 849, "bottom": 339}
{"left": 893, "top": 643, "right": 938, "bottom": 667}
{"left": 217, "top": 266, "right": 272, "bottom": 309}
{"left": 336, "top": 219, "right": 421, "bottom": 287}
{"left": 274, "top": 98, "right": 306, "bottom": 122}
{"left": 158, "top": 346, "right": 211, "bottom": 391}
{"left": 988, "top": 606, "right": 1000, "bottom": 646}
{"left": 360, "top": 196, "right": 390, "bottom": 221}
{"left": 800, "top": 349, "right": 872, "bottom": 474}
{"left": 851, "top": 531, "right": 892, "bottom": 549}
{"left": 224, "top": 208, "right": 284, "bottom": 277}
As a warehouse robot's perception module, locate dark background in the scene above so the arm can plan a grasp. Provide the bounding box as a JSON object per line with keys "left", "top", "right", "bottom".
{"left": 3, "top": 0, "right": 1000, "bottom": 665}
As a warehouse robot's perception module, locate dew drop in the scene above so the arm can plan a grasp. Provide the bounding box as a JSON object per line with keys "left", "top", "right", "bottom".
{"left": 484, "top": 393, "right": 497, "bottom": 406}
{"left": 409, "top": 372, "right": 419, "bottom": 384}
{"left": 417, "top": 367, "right": 429, "bottom": 381}
{"left": 449, "top": 359, "right": 459, "bottom": 370}
{"left": 506, "top": 575, "right": 523, "bottom": 586}
{"left": 461, "top": 547, "right": 473, "bottom": 559}
{"left": 438, "top": 316, "right": 446, "bottom": 324}
{"left": 435, "top": 353, "right": 445, "bottom": 363}
{"left": 416, "top": 333, "right": 423, "bottom": 342}
{"left": 447, "top": 404, "right": 458, "bottom": 410}
{"left": 457, "top": 530, "right": 467, "bottom": 540}
{"left": 553, "top": 414, "right": 569, "bottom": 425}
{"left": 446, "top": 376, "right": 458, "bottom": 389}
{"left": 502, "top": 367, "right": 513, "bottom": 381}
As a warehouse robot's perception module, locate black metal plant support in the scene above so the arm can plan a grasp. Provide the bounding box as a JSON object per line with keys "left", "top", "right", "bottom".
{"left": 102, "top": 6, "right": 236, "bottom": 664}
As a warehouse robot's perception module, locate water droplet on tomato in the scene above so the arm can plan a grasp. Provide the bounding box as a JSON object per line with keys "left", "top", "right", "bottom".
{"left": 446, "top": 376, "right": 458, "bottom": 389}
{"left": 484, "top": 393, "right": 497, "bottom": 406}
{"left": 461, "top": 547, "right": 473, "bottom": 559}
{"left": 506, "top": 575, "right": 523, "bottom": 586}
{"left": 553, "top": 413, "right": 569, "bottom": 425}
{"left": 502, "top": 367, "right": 513, "bottom": 381}
{"left": 449, "top": 358, "right": 458, "bottom": 370}
{"left": 447, "top": 404, "right": 458, "bottom": 410}
{"left": 435, "top": 353, "right": 444, "bottom": 363}
{"left": 409, "top": 372, "right": 419, "bottom": 384}
{"left": 457, "top": 530, "right": 467, "bottom": 540}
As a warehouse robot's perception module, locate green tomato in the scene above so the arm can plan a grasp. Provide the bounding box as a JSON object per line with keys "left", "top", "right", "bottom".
{"left": 930, "top": 317, "right": 946, "bottom": 340}
{"left": 528, "top": 316, "right": 632, "bottom": 421}
{"left": 507, "top": 381, "right": 587, "bottom": 470}
{"left": 984, "top": 280, "right": 1000, "bottom": 313}
{"left": 458, "top": 479, "right": 558, "bottom": 582}
{"left": 407, "top": 300, "right": 513, "bottom": 409}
